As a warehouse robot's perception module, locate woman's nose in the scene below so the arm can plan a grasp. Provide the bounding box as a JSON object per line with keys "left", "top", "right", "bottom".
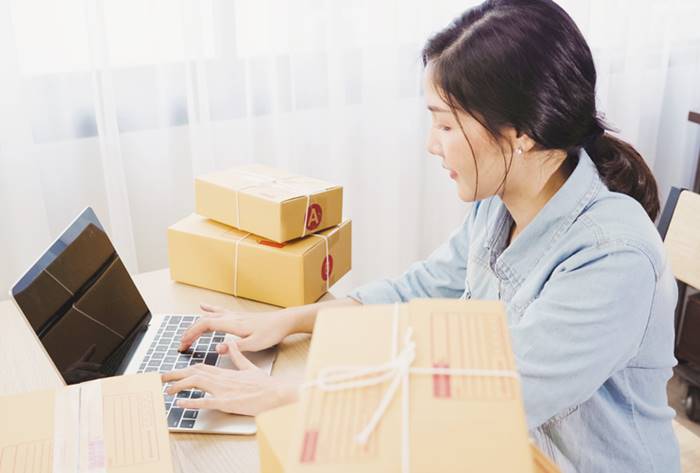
{"left": 426, "top": 134, "right": 442, "bottom": 157}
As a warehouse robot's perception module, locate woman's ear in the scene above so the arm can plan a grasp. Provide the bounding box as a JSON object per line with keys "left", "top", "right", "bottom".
{"left": 515, "top": 133, "right": 537, "bottom": 155}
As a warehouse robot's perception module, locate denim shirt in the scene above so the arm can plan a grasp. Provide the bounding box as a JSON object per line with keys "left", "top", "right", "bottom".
{"left": 349, "top": 150, "right": 680, "bottom": 473}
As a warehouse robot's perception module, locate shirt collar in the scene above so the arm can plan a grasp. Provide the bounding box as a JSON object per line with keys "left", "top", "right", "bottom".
{"left": 486, "top": 149, "right": 603, "bottom": 285}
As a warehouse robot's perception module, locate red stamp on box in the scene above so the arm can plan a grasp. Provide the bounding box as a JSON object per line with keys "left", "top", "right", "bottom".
{"left": 300, "top": 429, "right": 319, "bottom": 463}
{"left": 306, "top": 204, "right": 322, "bottom": 231}
{"left": 258, "top": 240, "right": 286, "bottom": 248}
{"left": 321, "top": 255, "right": 334, "bottom": 281}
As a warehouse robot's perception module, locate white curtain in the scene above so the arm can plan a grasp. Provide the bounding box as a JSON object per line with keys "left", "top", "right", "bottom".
{"left": 1, "top": 0, "right": 699, "bottom": 299}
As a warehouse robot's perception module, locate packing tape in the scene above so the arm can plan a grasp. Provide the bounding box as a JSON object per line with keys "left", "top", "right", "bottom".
{"left": 53, "top": 380, "right": 106, "bottom": 473}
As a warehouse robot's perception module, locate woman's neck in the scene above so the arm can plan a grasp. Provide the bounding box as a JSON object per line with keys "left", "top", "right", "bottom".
{"left": 502, "top": 150, "right": 574, "bottom": 244}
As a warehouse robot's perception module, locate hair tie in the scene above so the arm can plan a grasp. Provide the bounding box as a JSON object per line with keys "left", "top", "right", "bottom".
{"left": 582, "top": 124, "right": 605, "bottom": 149}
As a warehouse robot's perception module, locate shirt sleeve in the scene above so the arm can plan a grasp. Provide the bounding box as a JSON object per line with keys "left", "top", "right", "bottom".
{"left": 347, "top": 205, "right": 476, "bottom": 304}
{"left": 511, "top": 244, "right": 662, "bottom": 429}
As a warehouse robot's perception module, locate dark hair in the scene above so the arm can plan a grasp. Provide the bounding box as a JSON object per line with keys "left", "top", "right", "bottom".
{"left": 422, "top": 0, "right": 659, "bottom": 220}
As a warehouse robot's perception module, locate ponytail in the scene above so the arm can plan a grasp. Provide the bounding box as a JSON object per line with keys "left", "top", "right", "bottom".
{"left": 584, "top": 133, "right": 660, "bottom": 221}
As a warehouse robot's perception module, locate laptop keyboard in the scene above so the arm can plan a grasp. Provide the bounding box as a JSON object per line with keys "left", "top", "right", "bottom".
{"left": 136, "top": 314, "right": 226, "bottom": 430}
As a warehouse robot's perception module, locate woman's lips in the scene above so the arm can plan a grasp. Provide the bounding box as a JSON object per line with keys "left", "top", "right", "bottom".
{"left": 442, "top": 164, "right": 457, "bottom": 180}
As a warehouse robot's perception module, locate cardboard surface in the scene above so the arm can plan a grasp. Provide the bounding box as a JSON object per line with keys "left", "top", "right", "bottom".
{"left": 168, "top": 215, "right": 351, "bottom": 307}
{"left": 195, "top": 164, "right": 343, "bottom": 243}
{"left": 282, "top": 299, "right": 535, "bottom": 473}
{"left": 257, "top": 403, "right": 560, "bottom": 473}
{"left": 0, "top": 373, "right": 173, "bottom": 473}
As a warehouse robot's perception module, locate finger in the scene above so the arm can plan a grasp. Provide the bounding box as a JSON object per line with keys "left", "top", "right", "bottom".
{"left": 200, "top": 303, "right": 225, "bottom": 314}
{"left": 166, "top": 374, "right": 218, "bottom": 396}
{"left": 224, "top": 340, "right": 257, "bottom": 371}
{"left": 175, "top": 397, "right": 221, "bottom": 410}
{"left": 234, "top": 335, "right": 258, "bottom": 353}
{"left": 179, "top": 318, "right": 232, "bottom": 351}
{"left": 161, "top": 366, "right": 197, "bottom": 383}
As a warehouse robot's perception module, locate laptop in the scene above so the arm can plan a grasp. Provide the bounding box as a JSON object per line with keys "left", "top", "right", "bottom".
{"left": 8, "top": 207, "right": 276, "bottom": 434}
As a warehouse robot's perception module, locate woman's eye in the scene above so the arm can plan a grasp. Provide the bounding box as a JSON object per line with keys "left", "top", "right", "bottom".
{"left": 439, "top": 125, "right": 451, "bottom": 132}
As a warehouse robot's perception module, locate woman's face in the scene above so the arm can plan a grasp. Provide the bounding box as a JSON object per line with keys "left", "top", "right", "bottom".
{"left": 424, "top": 69, "right": 512, "bottom": 202}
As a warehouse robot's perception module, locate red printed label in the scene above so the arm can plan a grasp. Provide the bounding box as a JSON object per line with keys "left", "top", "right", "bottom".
{"left": 321, "top": 255, "right": 334, "bottom": 282}
{"left": 258, "top": 239, "right": 286, "bottom": 248}
{"left": 300, "top": 430, "right": 319, "bottom": 463}
{"left": 306, "top": 204, "right": 323, "bottom": 231}
{"left": 432, "top": 362, "right": 451, "bottom": 398}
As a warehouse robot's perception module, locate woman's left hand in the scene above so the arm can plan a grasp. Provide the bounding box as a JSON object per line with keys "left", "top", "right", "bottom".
{"left": 161, "top": 340, "right": 298, "bottom": 416}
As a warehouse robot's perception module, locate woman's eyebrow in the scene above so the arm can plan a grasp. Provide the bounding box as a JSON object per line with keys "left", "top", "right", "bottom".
{"left": 427, "top": 105, "right": 451, "bottom": 113}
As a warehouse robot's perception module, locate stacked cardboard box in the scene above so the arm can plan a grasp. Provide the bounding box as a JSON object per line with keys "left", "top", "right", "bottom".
{"left": 256, "top": 299, "right": 561, "bottom": 472}
{"left": 168, "top": 165, "right": 351, "bottom": 307}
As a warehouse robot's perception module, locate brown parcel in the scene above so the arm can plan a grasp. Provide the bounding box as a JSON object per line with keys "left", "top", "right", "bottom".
{"left": 285, "top": 299, "right": 534, "bottom": 473}
{"left": 195, "top": 164, "right": 343, "bottom": 243}
{"left": 0, "top": 373, "right": 173, "bottom": 473}
{"left": 168, "top": 215, "right": 351, "bottom": 307}
{"left": 257, "top": 403, "right": 561, "bottom": 473}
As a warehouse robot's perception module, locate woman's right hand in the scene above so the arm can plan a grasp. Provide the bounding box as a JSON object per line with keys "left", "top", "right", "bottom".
{"left": 178, "top": 303, "right": 297, "bottom": 353}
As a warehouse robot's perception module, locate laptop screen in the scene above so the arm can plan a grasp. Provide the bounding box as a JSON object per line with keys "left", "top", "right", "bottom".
{"left": 10, "top": 207, "right": 151, "bottom": 384}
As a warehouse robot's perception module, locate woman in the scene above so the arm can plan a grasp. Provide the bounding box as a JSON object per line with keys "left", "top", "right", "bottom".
{"left": 163, "top": 1, "right": 680, "bottom": 471}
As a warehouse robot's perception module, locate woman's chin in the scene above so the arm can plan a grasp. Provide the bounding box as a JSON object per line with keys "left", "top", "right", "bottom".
{"left": 456, "top": 186, "right": 476, "bottom": 203}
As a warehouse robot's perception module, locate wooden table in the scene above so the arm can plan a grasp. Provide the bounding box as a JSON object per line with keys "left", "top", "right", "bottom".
{"left": 2, "top": 268, "right": 700, "bottom": 472}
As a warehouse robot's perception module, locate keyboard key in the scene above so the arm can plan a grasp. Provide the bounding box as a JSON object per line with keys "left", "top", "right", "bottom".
{"left": 179, "top": 419, "right": 196, "bottom": 429}
{"left": 167, "top": 408, "right": 184, "bottom": 428}
{"left": 177, "top": 390, "right": 192, "bottom": 398}
{"left": 183, "top": 410, "right": 199, "bottom": 419}
{"left": 191, "top": 390, "right": 204, "bottom": 399}
{"left": 175, "top": 362, "right": 188, "bottom": 369}
{"left": 204, "top": 353, "right": 218, "bottom": 366}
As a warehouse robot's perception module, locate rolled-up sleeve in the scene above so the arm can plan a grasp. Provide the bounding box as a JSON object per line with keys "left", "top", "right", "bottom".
{"left": 511, "top": 244, "right": 661, "bottom": 429}
{"left": 348, "top": 206, "right": 475, "bottom": 304}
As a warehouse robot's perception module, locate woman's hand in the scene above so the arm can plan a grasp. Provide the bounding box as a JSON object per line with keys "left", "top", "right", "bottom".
{"left": 178, "top": 303, "right": 297, "bottom": 353}
{"left": 162, "top": 340, "right": 299, "bottom": 416}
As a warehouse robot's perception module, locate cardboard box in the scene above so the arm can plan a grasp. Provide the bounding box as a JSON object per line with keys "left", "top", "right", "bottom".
{"left": 257, "top": 403, "right": 561, "bottom": 473}
{"left": 0, "top": 373, "right": 174, "bottom": 473}
{"left": 195, "top": 165, "right": 343, "bottom": 243}
{"left": 168, "top": 215, "right": 351, "bottom": 307}
{"left": 283, "top": 299, "right": 535, "bottom": 472}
